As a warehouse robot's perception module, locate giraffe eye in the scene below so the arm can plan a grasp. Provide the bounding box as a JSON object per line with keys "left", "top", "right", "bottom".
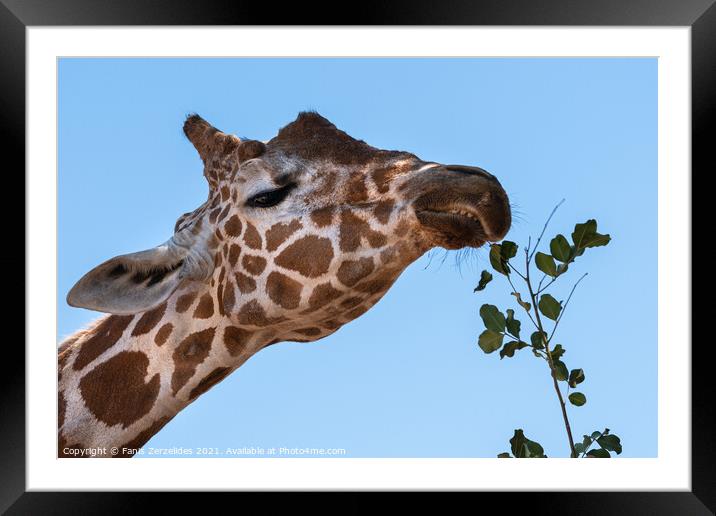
{"left": 246, "top": 183, "right": 296, "bottom": 208}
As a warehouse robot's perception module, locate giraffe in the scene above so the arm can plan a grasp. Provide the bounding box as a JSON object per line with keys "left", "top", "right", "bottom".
{"left": 58, "top": 112, "right": 511, "bottom": 457}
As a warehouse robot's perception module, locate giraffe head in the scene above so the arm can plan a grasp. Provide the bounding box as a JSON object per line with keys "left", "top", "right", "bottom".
{"left": 67, "top": 112, "right": 510, "bottom": 342}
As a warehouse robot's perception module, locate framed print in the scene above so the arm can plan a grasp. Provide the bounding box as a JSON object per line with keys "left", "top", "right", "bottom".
{"left": 5, "top": 0, "right": 712, "bottom": 513}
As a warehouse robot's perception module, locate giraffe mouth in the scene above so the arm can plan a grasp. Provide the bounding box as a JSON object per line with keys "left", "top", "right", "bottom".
{"left": 415, "top": 205, "right": 489, "bottom": 250}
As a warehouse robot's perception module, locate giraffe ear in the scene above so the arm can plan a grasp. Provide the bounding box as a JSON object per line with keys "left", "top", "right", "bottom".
{"left": 67, "top": 243, "right": 207, "bottom": 315}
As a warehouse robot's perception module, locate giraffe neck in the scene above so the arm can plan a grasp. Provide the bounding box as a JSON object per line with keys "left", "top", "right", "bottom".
{"left": 58, "top": 282, "right": 271, "bottom": 458}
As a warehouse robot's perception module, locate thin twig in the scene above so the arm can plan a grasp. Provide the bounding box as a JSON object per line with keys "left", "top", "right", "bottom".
{"left": 525, "top": 252, "right": 577, "bottom": 458}
{"left": 547, "top": 272, "right": 588, "bottom": 345}
{"left": 528, "top": 199, "right": 565, "bottom": 262}
{"left": 506, "top": 260, "right": 527, "bottom": 281}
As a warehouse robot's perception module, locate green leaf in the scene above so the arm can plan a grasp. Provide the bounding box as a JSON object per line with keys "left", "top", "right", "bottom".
{"left": 591, "top": 431, "right": 603, "bottom": 440}
{"left": 538, "top": 294, "right": 562, "bottom": 321}
{"left": 474, "top": 270, "right": 493, "bottom": 292}
{"left": 586, "top": 448, "right": 610, "bottom": 458}
{"left": 556, "top": 262, "right": 569, "bottom": 275}
{"left": 572, "top": 219, "right": 611, "bottom": 252}
{"left": 509, "top": 429, "right": 546, "bottom": 458}
{"left": 500, "top": 340, "right": 528, "bottom": 359}
{"left": 500, "top": 241, "right": 518, "bottom": 259}
{"left": 535, "top": 252, "right": 558, "bottom": 277}
{"left": 478, "top": 330, "right": 504, "bottom": 353}
{"left": 574, "top": 442, "right": 585, "bottom": 454}
{"left": 553, "top": 360, "right": 569, "bottom": 381}
{"left": 531, "top": 331, "right": 547, "bottom": 349}
{"left": 572, "top": 219, "right": 598, "bottom": 249}
{"left": 489, "top": 244, "right": 509, "bottom": 275}
{"left": 597, "top": 434, "right": 622, "bottom": 455}
{"left": 550, "top": 344, "right": 566, "bottom": 361}
{"left": 568, "top": 392, "right": 587, "bottom": 406}
{"left": 505, "top": 309, "right": 521, "bottom": 338}
{"left": 497, "top": 452, "right": 512, "bottom": 458}
{"left": 568, "top": 368, "right": 585, "bottom": 388}
{"left": 584, "top": 233, "right": 611, "bottom": 248}
{"left": 550, "top": 234, "right": 573, "bottom": 262}
{"left": 480, "top": 304, "right": 506, "bottom": 333}
{"left": 511, "top": 292, "right": 531, "bottom": 312}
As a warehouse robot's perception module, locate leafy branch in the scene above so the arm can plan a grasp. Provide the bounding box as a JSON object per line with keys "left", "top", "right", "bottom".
{"left": 474, "top": 204, "right": 622, "bottom": 458}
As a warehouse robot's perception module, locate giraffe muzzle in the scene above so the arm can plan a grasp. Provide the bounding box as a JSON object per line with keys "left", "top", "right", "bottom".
{"left": 411, "top": 165, "right": 511, "bottom": 249}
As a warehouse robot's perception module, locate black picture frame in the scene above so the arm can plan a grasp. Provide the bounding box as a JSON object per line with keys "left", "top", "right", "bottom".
{"left": 4, "top": 1, "right": 710, "bottom": 513}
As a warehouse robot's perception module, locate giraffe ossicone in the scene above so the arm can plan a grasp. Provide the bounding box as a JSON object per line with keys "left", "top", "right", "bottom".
{"left": 58, "top": 111, "right": 511, "bottom": 457}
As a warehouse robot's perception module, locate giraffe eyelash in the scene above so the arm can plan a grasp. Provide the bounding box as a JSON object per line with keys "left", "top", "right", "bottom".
{"left": 245, "top": 183, "right": 297, "bottom": 209}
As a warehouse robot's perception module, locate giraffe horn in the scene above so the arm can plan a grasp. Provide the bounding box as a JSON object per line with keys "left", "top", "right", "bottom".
{"left": 183, "top": 114, "right": 240, "bottom": 163}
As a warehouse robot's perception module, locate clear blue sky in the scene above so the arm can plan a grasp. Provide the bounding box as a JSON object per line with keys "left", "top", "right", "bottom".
{"left": 58, "top": 58, "right": 657, "bottom": 458}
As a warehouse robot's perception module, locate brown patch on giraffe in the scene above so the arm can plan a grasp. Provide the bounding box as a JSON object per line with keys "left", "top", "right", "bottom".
{"left": 237, "top": 300, "right": 287, "bottom": 327}
{"left": 275, "top": 235, "right": 334, "bottom": 278}
{"left": 306, "top": 282, "right": 342, "bottom": 312}
{"left": 188, "top": 367, "right": 232, "bottom": 401}
{"left": 171, "top": 328, "right": 215, "bottom": 395}
{"left": 58, "top": 390, "right": 66, "bottom": 429}
{"left": 242, "top": 254, "right": 267, "bottom": 276}
{"left": 266, "top": 271, "right": 303, "bottom": 309}
{"left": 214, "top": 228, "right": 224, "bottom": 243}
{"left": 220, "top": 185, "right": 230, "bottom": 202}
{"left": 373, "top": 199, "right": 395, "bottom": 224}
{"left": 371, "top": 161, "right": 412, "bottom": 193}
{"left": 209, "top": 207, "right": 223, "bottom": 224}
{"left": 338, "top": 210, "right": 387, "bottom": 252}
{"left": 224, "top": 215, "right": 242, "bottom": 237}
{"left": 222, "top": 282, "right": 236, "bottom": 313}
{"left": 209, "top": 194, "right": 220, "bottom": 209}
{"left": 243, "top": 222, "right": 262, "bottom": 249}
{"left": 266, "top": 219, "right": 303, "bottom": 252}
{"left": 131, "top": 302, "right": 167, "bottom": 337}
{"left": 235, "top": 272, "right": 257, "bottom": 293}
{"left": 80, "top": 350, "right": 160, "bottom": 428}
{"left": 118, "top": 415, "right": 172, "bottom": 455}
{"left": 346, "top": 173, "right": 369, "bottom": 203}
{"left": 357, "top": 267, "right": 399, "bottom": 294}
{"left": 345, "top": 305, "right": 371, "bottom": 320}
{"left": 341, "top": 296, "right": 364, "bottom": 309}
{"left": 174, "top": 212, "right": 190, "bottom": 233}
{"left": 216, "top": 282, "right": 225, "bottom": 316}
{"left": 355, "top": 277, "right": 392, "bottom": 296}
{"left": 217, "top": 204, "right": 231, "bottom": 223}
{"left": 228, "top": 244, "right": 241, "bottom": 267}
{"left": 294, "top": 327, "right": 323, "bottom": 336}
{"left": 193, "top": 293, "right": 215, "bottom": 319}
{"left": 155, "top": 323, "right": 173, "bottom": 346}
{"left": 380, "top": 246, "right": 399, "bottom": 264}
{"left": 322, "top": 319, "right": 342, "bottom": 330}
{"left": 224, "top": 326, "right": 251, "bottom": 356}
{"left": 175, "top": 291, "right": 197, "bottom": 313}
{"left": 337, "top": 257, "right": 375, "bottom": 287}
{"left": 310, "top": 207, "right": 334, "bottom": 228}
{"left": 73, "top": 315, "right": 133, "bottom": 371}
{"left": 394, "top": 219, "right": 410, "bottom": 237}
